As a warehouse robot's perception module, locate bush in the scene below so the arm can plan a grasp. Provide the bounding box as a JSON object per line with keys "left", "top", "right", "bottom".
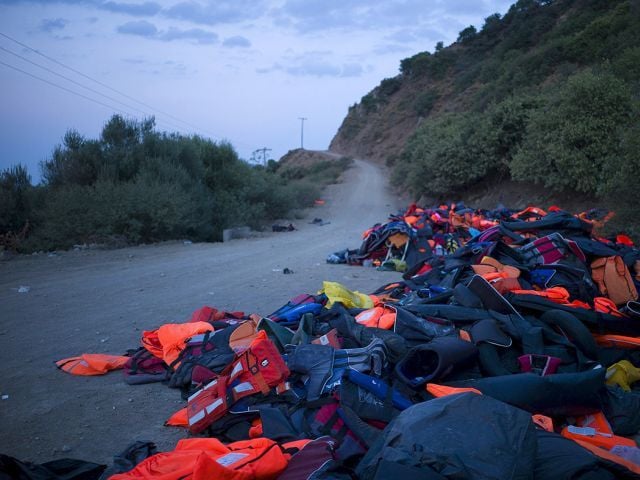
{"left": 379, "top": 77, "right": 402, "bottom": 97}
{"left": 457, "top": 26, "right": 478, "bottom": 44}
{"left": 0, "top": 164, "right": 33, "bottom": 236}
{"left": 394, "top": 112, "right": 497, "bottom": 196}
{"left": 509, "top": 70, "right": 633, "bottom": 194}
{"left": 414, "top": 91, "right": 439, "bottom": 116}
{"left": 30, "top": 175, "right": 214, "bottom": 249}
{"left": 17, "top": 114, "right": 339, "bottom": 251}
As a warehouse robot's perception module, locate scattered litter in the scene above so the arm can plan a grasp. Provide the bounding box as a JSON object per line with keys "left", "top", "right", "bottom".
{"left": 47, "top": 252, "right": 57, "bottom": 257}
{"left": 272, "top": 269, "right": 282, "bottom": 272}
{"left": 1, "top": 395, "right": 9, "bottom": 400}
{"left": 183, "top": 240, "right": 193, "bottom": 245}
{"left": 283, "top": 268, "right": 294, "bottom": 274}
{"left": 314, "top": 199, "right": 326, "bottom": 205}
{"left": 100, "top": 338, "right": 109, "bottom": 343}
{"left": 272, "top": 223, "right": 295, "bottom": 232}
{"left": 309, "top": 218, "right": 330, "bottom": 226}
{"left": 61, "top": 445, "right": 71, "bottom": 453}
{"left": 17, "top": 286, "right": 30, "bottom": 293}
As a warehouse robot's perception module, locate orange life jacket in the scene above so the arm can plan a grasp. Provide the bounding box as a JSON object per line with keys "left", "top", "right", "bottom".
{"left": 591, "top": 256, "right": 638, "bottom": 306}
{"left": 142, "top": 322, "right": 214, "bottom": 366}
{"left": 110, "top": 438, "right": 290, "bottom": 480}
{"left": 512, "top": 206, "right": 547, "bottom": 220}
{"left": 165, "top": 407, "right": 188, "bottom": 427}
{"left": 511, "top": 287, "right": 570, "bottom": 304}
{"left": 426, "top": 383, "right": 481, "bottom": 397}
{"left": 561, "top": 412, "right": 636, "bottom": 451}
{"left": 593, "top": 334, "right": 640, "bottom": 349}
{"left": 355, "top": 305, "right": 397, "bottom": 330}
{"left": 593, "top": 297, "right": 626, "bottom": 317}
{"left": 55, "top": 353, "right": 129, "bottom": 376}
{"left": 572, "top": 439, "right": 640, "bottom": 476}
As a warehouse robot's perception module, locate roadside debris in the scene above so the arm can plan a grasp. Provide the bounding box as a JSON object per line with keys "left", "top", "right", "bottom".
{"left": 309, "top": 218, "right": 330, "bottom": 226}
{"left": 272, "top": 223, "right": 295, "bottom": 232}
{"left": 17, "top": 286, "right": 30, "bottom": 293}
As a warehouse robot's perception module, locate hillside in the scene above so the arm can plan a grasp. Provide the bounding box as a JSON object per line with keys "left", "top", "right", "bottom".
{"left": 330, "top": 0, "right": 640, "bottom": 232}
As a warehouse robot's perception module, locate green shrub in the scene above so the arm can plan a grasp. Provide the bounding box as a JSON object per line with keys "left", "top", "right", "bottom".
{"left": 0, "top": 164, "right": 33, "bottom": 235}
{"left": 18, "top": 114, "right": 340, "bottom": 251}
{"left": 509, "top": 70, "right": 633, "bottom": 194}
{"left": 414, "top": 91, "right": 439, "bottom": 116}
{"left": 394, "top": 112, "right": 497, "bottom": 196}
{"left": 379, "top": 77, "right": 402, "bottom": 97}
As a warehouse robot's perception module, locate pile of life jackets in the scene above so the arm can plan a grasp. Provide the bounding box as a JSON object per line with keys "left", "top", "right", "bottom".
{"left": 33, "top": 203, "right": 640, "bottom": 479}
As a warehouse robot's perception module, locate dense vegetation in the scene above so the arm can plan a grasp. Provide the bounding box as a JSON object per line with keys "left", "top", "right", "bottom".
{"left": 0, "top": 116, "right": 338, "bottom": 252}
{"left": 340, "top": 0, "right": 640, "bottom": 235}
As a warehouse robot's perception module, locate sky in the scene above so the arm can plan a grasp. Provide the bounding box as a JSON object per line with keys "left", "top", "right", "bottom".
{"left": 0, "top": 0, "right": 513, "bottom": 182}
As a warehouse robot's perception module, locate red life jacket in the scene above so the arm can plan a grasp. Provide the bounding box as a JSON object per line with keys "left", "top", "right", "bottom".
{"left": 188, "top": 331, "right": 289, "bottom": 433}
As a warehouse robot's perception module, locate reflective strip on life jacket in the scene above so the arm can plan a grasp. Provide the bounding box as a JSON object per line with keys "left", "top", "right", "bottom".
{"left": 55, "top": 353, "right": 129, "bottom": 376}
{"left": 561, "top": 412, "right": 637, "bottom": 451}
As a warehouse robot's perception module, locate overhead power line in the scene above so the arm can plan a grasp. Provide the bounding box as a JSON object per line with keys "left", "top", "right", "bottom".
{"left": 0, "top": 59, "right": 178, "bottom": 133}
{"left": 0, "top": 60, "right": 131, "bottom": 116}
{"left": 0, "top": 30, "right": 255, "bottom": 149}
{"left": 0, "top": 44, "right": 207, "bottom": 135}
{"left": 1, "top": 46, "right": 151, "bottom": 118}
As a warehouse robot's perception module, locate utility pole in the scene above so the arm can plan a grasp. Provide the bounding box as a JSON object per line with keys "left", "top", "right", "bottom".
{"left": 298, "top": 117, "right": 307, "bottom": 149}
{"left": 254, "top": 147, "right": 272, "bottom": 166}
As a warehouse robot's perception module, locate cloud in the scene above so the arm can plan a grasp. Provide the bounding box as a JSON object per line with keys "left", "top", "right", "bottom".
{"left": 121, "top": 56, "right": 188, "bottom": 74}
{"left": 116, "top": 21, "right": 217, "bottom": 44}
{"left": 100, "top": 1, "right": 161, "bottom": 16}
{"left": 117, "top": 20, "right": 158, "bottom": 37}
{"left": 159, "top": 27, "right": 218, "bottom": 44}
{"left": 222, "top": 35, "right": 251, "bottom": 48}
{"left": 0, "top": 0, "right": 161, "bottom": 17}
{"left": 39, "top": 18, "right": 68, "bottom": 32}
{"left": 373, "top": 44, "right": 413, "bottom": 55}
{"left": 163, "top": 0, "right": 268, "bottom": 26}
{"left": 258, "top": 51, "right": 366, "bottom": 78}
{"left": 274, "top": 0, "right": 511, "bottom": 34}
{"left": 341, "top": 63, "right": 365, "bottom": 77}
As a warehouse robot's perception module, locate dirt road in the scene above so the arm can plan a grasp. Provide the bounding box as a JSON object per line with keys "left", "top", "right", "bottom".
{"left": 0, "top": 158, "right": 404, "bottom": 465}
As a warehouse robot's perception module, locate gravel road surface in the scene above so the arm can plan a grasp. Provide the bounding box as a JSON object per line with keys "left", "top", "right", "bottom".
{"left": 0, "top": 158, "right": 404, "bottom": 465}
